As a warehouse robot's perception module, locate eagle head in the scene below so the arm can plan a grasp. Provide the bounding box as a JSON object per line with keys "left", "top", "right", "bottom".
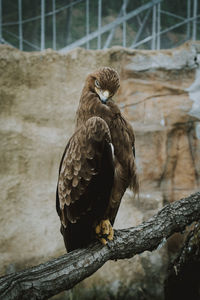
{"left": 89, "top": 67, "right": 120, "bottom": 104}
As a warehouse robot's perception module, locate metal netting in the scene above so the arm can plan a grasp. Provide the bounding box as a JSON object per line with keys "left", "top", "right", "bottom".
{"left": 0, "top": 0, "right": 199, "bottom": 52}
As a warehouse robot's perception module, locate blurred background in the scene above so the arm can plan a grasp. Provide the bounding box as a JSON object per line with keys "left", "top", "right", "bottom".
{"left": 0, "top": 1, "right": 200, "bottom": 300}
{"left": 0, "top": 0, "right": 199, "bottom": 52}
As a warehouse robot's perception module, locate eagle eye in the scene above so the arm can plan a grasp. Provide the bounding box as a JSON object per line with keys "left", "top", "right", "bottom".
{"left": 95, "top": 80, "right": 101, "bottom": 88}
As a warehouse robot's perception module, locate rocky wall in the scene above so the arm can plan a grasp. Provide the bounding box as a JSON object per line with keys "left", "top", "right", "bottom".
{"left": 0, "top": 41, "right": 200, "bottom": 298}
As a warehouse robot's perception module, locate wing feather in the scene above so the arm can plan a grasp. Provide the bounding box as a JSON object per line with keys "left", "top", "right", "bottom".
{"left": 57, "top": 116, "right": 112, "bottom": 227}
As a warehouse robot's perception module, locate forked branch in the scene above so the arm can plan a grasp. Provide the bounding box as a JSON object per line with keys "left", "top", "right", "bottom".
{"left": 0, "top": 192, "right": 200, "bottom": 300}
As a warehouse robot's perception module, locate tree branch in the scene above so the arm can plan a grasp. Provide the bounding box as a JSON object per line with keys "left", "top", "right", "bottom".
{"left": 0, "top": 192, "right": 200, "bottom": 300}
{"left": 164, "top": 221, "right": 200, "bottom": 299}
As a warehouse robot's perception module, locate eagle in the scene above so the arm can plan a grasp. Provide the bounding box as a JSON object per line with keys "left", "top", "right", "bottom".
{"left": 56, "top": 67, "right": 138, "bottom": 252}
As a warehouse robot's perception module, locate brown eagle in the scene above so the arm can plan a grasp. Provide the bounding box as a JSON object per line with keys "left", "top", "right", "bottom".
{"left": 56, "top": 67, "right": 138, "bottom": 252}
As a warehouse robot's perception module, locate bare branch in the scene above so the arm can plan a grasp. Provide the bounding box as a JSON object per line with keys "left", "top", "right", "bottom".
{"left": 164, "top": 222, "right": 200, "bottom": 299}
{"left": 0, "top": 192, "right": 200, "bottom": 300}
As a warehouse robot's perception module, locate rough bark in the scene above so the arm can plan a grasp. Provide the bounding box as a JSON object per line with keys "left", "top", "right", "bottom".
{"left": 164, "top": 221, "right": 200, "bottom": 300}
{"left": 0, "top": 192, "right": 200, "bottom": 300}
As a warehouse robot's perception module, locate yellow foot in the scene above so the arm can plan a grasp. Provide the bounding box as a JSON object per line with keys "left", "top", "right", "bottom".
{"left": 95, "top": 219, "right": 114, "bottom": 245}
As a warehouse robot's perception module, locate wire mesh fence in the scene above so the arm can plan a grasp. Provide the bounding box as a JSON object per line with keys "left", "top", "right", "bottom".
{"left": 0, "top": 0, "right": 199, "bottom": 53}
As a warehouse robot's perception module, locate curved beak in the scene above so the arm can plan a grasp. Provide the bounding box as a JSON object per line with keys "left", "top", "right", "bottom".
{"left": 101, "top": 90, "right": 109, "bottom": 101}
{"left": 96, "top": 89, "right": 110, "bottom": 103}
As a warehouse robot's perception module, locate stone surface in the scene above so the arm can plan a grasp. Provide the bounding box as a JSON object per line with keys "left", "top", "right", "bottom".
{"left": 0, "top": 41, "right": 200, "bottom": 298}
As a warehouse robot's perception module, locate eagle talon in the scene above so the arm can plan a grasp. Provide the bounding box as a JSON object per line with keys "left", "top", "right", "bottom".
{"left": 95, "top": 219, "right": 114, "bottom": 245}
{"left": 98, "top": 234, "right": 109, "bottom": 239}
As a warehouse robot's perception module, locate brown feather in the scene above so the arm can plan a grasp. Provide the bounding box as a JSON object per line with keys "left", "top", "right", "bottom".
{"left": 56, "top": 67, "right": 138, "bottom": 252}
{"left": 57, "top": 116, "right": 113, "bottom": 225}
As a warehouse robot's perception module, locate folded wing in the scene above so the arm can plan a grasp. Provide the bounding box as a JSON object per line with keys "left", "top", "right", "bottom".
{"left": 56, "top": 117, "right": 115, "bottom": 250}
